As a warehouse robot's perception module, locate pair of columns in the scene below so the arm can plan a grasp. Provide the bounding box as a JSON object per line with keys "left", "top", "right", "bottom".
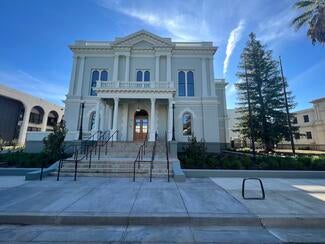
{"left": 155, "top": 54, "right": 171, "bottom": 82}
{"left": 113, "top": 55, "right": 130, "bottom": 82}
{"left": 112, "top": 54, "right": 172, "bottom": 82}
{"left": 93, "top": 98, "right": 119, "bottom": 140}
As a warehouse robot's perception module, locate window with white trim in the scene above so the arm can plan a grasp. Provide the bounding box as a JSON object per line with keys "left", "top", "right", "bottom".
{"left": 178, "top": 71, "right": 194, "bottom": 96}
{"left": 90, "top": 69, "right": 109, "bottom": 96}
{"left": 136, "top": 70, "right": 150, "bottom": 81}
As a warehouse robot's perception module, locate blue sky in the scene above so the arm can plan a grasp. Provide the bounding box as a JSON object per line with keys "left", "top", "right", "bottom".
{"left": 0, "top": 0, "right": 324, "bottom": 111}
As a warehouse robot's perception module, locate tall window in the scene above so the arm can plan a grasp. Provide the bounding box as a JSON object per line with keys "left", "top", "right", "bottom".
{"left": 136, "top": 70, "right": 150, "bottom": 81}
{"left": 100, "top": 70, "right": 108, "bottom": 81}
{"left": 178, "top": 71, "right": 194, "bottom": 96}
{"left": 178, "top": 71, "right": 186, "bottom": 96}
{"left": 187, "top": 71, "right": 194, "bottom": 96}
{"left": 90, "top": 70, "right": 109, "bottom": 96}
{"left": 144, "top": 71, "right": 150, "bottom": 81}
{"left": 182, "top": 113, "right": 192, "bottom": 136}
{"left": 89, "top": 112, "right": 96, "bottom": 131}
{"left": 136, "top": 71, "right": 143, "bottom": 81}
{"left": 91, "top": 70, "right": 99, "bottom": 96}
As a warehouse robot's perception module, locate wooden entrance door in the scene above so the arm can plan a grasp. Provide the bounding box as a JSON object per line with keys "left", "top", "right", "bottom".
{"left": 134, "top": 110, "right": 148, "bottom": 141}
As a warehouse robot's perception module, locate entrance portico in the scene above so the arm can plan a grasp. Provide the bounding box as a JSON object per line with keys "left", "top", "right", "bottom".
{"left": 92, "top": 79, "right": 175, "bottom": 141}
{"left": 92, "top": 97, "right": 174, "bottom": 142}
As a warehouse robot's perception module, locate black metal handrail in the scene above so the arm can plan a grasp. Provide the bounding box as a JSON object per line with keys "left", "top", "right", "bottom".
{"left": 56, "top": 130, "right": 116, "bottom": 181}
{"left": 149, "top": 132, "right": 158, "bottom": 182}
{"left": 40, "top": 130, "right": 102, "bottom": 181}
{"left": 165, "top": 131, "right": 170, "bottom": 182}
{"left": 95, "top": 130, "right": 119, "bottom": 160}
{"left": 133, "top": 133, "right": 149, "bottom": 182}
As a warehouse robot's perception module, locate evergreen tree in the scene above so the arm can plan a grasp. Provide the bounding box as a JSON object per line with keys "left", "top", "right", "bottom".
{"left": 235, "top": 33, "right": 298, "bottom": 152}
{"left": 43, "top": 120, "right": 67, "bottom": 160}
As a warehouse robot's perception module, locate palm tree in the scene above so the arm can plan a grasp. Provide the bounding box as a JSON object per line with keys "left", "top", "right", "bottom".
{"left": 292, "top": 0, "right": 325, "bottom": 45}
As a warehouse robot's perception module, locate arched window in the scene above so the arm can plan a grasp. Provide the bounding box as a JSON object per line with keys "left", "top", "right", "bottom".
{"left": 178, "top": 71, "right": 186, "bottom": 96}
{"left": 100, "top": 70, "right": 108, "bottom": 81}
{"left": 187, "top": 71, "right": 194, "bottom": 96}
{"left": 182, "top": 113, "right": 192, "bottom": 136}
{"left": 136, "top": 71, "right": 143, "bottom": 82}
{"left": 89, "top": 112, "right": 96, "bottom": 131}
{"left": 29, "top": 106, "right": 44, "bottom": 124}
{"left": 144, "top": 71, "right": 150, "bottom": 81}
{"left": 90, "top": 70, "right": 99, "bottom": 96}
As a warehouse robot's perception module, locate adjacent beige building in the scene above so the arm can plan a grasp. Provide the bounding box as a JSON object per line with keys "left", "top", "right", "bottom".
{"left": 0, "top": 84, "right": 64, "bottom": 145}
{"left": 285, "top": 97, "right": 325, "bottom": 150}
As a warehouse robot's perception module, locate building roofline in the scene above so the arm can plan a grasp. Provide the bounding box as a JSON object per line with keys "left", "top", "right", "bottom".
{"left": 0, "top": 84, "right": 64, "bottom": 109}
{"left": 310, "top": 97, "right": 325, "bottom": 103}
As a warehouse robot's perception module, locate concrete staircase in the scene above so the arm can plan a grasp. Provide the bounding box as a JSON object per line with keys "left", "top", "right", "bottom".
{"left": 58, "top": 141, "right": 172, "bottom": 178}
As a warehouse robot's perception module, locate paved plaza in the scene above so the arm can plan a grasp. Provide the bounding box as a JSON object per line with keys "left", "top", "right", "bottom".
{"left": 0, "top": 176, "right": 325, "bottom": 243}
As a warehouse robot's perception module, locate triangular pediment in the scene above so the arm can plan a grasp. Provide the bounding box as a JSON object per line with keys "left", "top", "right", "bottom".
{"left": 112, "top": 30, "right": 172, "bottom": 47}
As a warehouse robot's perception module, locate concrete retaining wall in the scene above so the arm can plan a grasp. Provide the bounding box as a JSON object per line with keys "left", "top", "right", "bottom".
{"left": 0, "top": 168, "right": 39, "bottom": 176}
{"left": 183, "top": 169, "right": 325, "bottom": 178}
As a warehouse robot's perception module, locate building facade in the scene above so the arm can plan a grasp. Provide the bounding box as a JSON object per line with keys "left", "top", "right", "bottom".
{"left": 64, "top": 30, "right": 227, "bottom": 151}
{"left": 0, "top": 84, "right": 64, "bottom": 145}
{"left": 280, "top": 97, "right": 325, "bottom": 151}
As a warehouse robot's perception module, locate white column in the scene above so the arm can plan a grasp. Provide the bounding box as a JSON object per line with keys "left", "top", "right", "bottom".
{"left": 209, "top": 58, "right": 215, "bottom": 96}
{"left": 99, "top": 100, "right": 105, "bottom": 131}
{"left": 112, "top": 98, "right": 119, "bottom": 140}
{"left": 108, "top": 105, "right": 113, "bottom": 130}
{"left": 68, "top": 56, "right": 77, "bottom": 95}
{"left": 125, "top": 54, "right": 130, "bottom": 81}
{"left": 77, "top": 56, "right": 85, "bottom": 96}
{"left": 149, "top": 98, "right": 156, "bottom": 141}
{"left": 94, "top": 100, "right": 100, "bottom": 132}
{"left": 166, "top": 54, "right": 171, "bottom": 82}
{"left": 113, "top": 54, "right": 119, "bottom": 81}
{"left": 201, "top": 58, "right": 208, "bottom": 97}
{"left": 155, "top": 55, "right": 160, "bottom": 82}
{"left": 167, "top": 99, "right": 173, "bottom": 141}
{"left": 18, "top": 105, "right": 32, "bottom": 145}
{"left": 41, "top": 111, "right": 49, "bottom": 132}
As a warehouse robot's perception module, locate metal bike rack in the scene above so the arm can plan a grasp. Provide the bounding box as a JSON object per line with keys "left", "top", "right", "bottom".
{"left": 242, "top": 178, "right": 265, "bottom": 200}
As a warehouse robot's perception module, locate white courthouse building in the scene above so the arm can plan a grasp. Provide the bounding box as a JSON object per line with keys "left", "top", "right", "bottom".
{"left": 64, "top": 30, "right": 228, "bottom": 152}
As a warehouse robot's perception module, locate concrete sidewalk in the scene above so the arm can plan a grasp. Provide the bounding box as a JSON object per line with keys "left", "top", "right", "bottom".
{"left": 0, "top": 176, "right": 325, "bottom": 242}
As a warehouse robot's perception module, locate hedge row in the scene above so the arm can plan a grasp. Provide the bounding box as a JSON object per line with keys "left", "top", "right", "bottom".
{"left": 0, "top": 152, "right": 58, "bottom": 168}
{"left": 179, "top": 153, "right": 325, "bottom": 171}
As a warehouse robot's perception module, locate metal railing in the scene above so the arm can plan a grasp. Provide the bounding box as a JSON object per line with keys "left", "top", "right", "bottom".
{"left": 165, "top": 131, "right": 170, "bottom": 182}
{"left": 56, "top": 130, "right": 118, "bottom": 181}
{"left": 133, "top": 133, "right": 150, "bottom": 182}
{"left": 97, "top": 81, "right": 175, "bottom": 89}
{"left": 149, "top": 132, "right": 158, "bottom": 182}
{"left": 40, "top": 130, "right": 103, "bottom": 181}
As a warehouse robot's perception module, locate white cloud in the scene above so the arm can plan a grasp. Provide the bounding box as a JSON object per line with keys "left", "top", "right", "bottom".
{"left": 226, "top": 83, "right": 236, "bottom": 96}
{"left": 223, "top": 20, "right": 245, "bottom": 76}
{"left": 98, "top": 0, "right": 218, "bottom": 43}
{"left": 0, "top": 70, "right": 67, "bottom": 105}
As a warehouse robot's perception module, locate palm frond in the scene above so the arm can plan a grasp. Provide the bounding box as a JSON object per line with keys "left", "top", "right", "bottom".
{"left": 293, "top": 0, "right": 316, "bottom": 9}
{"left": 292, "top": 10, "right": 314, "bottom": 29}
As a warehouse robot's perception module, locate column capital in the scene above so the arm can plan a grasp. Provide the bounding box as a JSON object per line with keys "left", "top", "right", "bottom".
{"left": 114, "top": 97, "right": 119, "bottom": 103}
{"left": 150, "top": 97, "right": 156, "bottom": 103}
